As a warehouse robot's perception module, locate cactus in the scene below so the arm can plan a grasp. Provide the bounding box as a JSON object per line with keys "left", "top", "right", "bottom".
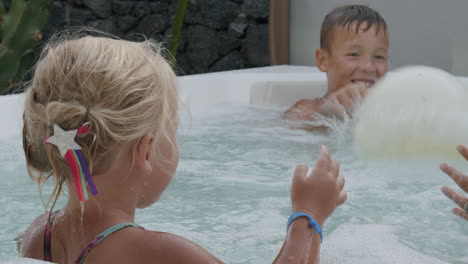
{"left": 0, "top": 0, "right": 52, "bottom": 94}
{"left": 168, "top": 0, "right": 188, "bottom": 62}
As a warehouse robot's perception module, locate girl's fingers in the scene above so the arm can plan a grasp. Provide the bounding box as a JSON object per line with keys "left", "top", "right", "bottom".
{"left": 337, "top": 174, "right": 345, "bottom": 190}
{"left": 331, "top": 159, "right": 340, "bottom": 178}
{"left": 452, "top": 208, "right": 468, "bottom": 220}
{"left": 293, "top": 165, "right": 307, "bottom": 184}
{"left": 456, "top": 145, "right": 468, "bottom": 161}
{"left": 337, "top": 190, "right": 347, "bottom": 205}
{"left": 441, "top": 186, "right": 467, "bottom": 209}
{"left": 318, "top": 145, "right": 331, "bottom": 169}
{"left": 440, "top": 163, "right": 467, "bottom": 190}
{"left": 306, "top": 166, "right": 313, "bottom": 178}
{"left": 309, "top": 146, "right": 331, "bottom": 181}
{"left": 336, "top": 174, "right": 346, "bottom": 205}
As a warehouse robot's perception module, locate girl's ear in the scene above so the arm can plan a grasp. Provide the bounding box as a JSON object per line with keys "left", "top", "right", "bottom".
{"left": 315, "top": 48, "right": 329, "bottom": 72}
{"left": 135, "top": 134, "right": 155, "bottom": 173}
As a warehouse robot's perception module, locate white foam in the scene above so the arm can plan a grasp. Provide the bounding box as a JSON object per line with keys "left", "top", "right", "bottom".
{"left": 354, "top": 66, "right": 468, "bottom": 160}
{"left": 321, "top": 224, "right": 448, "bottom": 264}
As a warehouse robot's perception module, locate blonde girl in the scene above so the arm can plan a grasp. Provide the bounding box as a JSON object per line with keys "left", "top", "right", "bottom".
{"left": 20, "top": 34, "right": 346, "bottom": 264}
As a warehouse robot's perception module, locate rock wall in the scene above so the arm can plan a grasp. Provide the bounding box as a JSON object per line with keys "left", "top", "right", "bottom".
{"left": 4, "top": 0, "right": 270, "bottom": 75}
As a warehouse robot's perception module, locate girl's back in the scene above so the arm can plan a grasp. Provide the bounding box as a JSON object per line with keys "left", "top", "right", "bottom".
{"left": 21, "top": 211, "right": 218, "bottom": 263}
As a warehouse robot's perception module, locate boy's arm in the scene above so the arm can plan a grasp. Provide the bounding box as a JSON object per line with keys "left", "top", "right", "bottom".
{"left": 282, "top": 98, "right": 326, "bottom": 122}
{"left": 283, "top": 82, "right": 368, "bottom": 130}
{"left": 282, "top": 98, "right": 333, "bottom": 131}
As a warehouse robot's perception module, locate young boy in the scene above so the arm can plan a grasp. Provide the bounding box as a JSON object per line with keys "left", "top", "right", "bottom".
{"left": 284, "top": 5, "right": 389, "bottom": 129}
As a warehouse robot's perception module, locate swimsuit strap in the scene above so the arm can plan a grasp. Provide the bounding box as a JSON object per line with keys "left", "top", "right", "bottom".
{"left": 74, "top": 222, "right": 144, "bottom": 264}
{"left": 43, "top": 210, "right": 60, "bottom": 262}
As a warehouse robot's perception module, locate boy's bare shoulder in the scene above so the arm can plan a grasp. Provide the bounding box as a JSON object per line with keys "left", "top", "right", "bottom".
{"left": 20, "top": 213, "right": 48, "bottom": 258}
{"left": 89, "top": 228, "right": 224, "bottom": 264}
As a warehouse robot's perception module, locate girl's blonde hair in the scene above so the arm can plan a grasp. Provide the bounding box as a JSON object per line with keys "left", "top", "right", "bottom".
{"left": 22, "top": 32, "right": 179, "bottom": 209}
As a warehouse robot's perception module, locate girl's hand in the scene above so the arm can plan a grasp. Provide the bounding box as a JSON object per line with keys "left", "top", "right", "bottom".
{"left": 440, "top": 145, "right": 468, "bottom": 220}
{"left": 291, "top": 145, "right": 347, "bottom": 226}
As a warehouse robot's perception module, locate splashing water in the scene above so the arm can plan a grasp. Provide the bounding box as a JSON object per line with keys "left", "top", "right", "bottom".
{"left": 0, "top": 99, "right": 467, "bottom": 263}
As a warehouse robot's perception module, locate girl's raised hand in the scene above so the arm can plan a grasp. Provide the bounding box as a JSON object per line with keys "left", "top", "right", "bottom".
{"left": 440, "top": 145, "right": 468, "bottom": 220}
{"left": 290, "top": 145, "right": 347, "bottom": 226}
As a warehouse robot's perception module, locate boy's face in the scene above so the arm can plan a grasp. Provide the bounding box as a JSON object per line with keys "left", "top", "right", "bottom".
{"left": 316, "top": 22, "right": 389, "bottom": 94}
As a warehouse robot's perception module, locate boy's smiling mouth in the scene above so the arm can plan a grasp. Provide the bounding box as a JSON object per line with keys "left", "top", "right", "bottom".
{"left": 351, "top": 79, "right": 375, "bottom": 87}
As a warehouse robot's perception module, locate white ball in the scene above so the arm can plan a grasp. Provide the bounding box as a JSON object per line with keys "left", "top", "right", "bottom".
{"left": 354, "top": 65, "right": 468, "bottom": 159}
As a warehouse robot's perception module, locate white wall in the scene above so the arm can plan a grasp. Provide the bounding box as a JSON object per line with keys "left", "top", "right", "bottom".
{"left": 290, "top": 0, "right": 468, "bottom": 76}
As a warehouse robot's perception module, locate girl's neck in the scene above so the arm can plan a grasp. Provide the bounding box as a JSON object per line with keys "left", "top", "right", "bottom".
{"left": 62, "top": 198, "right": 136, "bottom": 227}
{"left": 61, "top": 167, "right": 140, "bottom": 226}
{"left": 59, "top": 141, "right": 147, "bottom": 226}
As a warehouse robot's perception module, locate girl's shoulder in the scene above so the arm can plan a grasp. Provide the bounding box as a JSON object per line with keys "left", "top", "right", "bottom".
{"left": 87, "top": 228, "right": 224, "bottom": 264}
{"left": 19, "top": 213, "right": 48, "bottom": 259}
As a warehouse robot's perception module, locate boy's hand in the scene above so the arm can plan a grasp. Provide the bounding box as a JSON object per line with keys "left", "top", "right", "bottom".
{"left": 325, "top": 82, "right": 368, "bottom": 117}
{"left": 291, "top": 145, "right": 347, "bottom": 226}
{"left": 283, "top": 98, "right": 326, "bottom": 121}
{"left": 282, "top": 82, "right": 370, "bottom": 130}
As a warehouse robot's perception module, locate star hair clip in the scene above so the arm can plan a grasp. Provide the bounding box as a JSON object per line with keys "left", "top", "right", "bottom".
{"left": 43, "top": 124, "right": 98, "bottom": 201}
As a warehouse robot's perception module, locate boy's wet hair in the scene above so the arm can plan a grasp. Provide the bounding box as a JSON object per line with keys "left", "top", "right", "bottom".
{"left": 320, "top": 5, "right": 388, "bottom": 52}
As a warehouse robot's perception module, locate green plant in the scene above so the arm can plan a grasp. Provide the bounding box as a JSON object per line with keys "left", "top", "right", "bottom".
{"left": 168, "top": 0, "right": 188, "bottom": 62}
{"left": 0, "top": 0, "right": 52, "bottom": 94}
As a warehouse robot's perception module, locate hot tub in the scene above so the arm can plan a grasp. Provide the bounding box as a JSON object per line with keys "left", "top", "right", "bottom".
{"left": 1, "top": 66, "right": 466, "bottom": 264}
